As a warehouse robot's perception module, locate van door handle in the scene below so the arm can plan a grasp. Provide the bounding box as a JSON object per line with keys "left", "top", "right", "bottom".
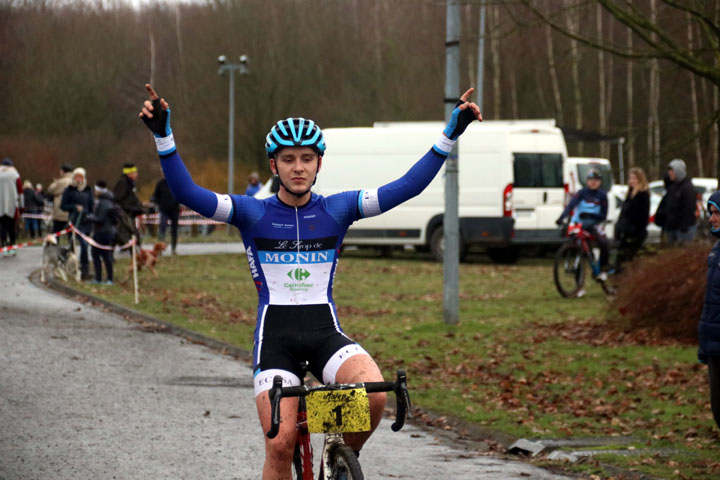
{"left": 543, "top": 192, "right": 548, "bottom": 203}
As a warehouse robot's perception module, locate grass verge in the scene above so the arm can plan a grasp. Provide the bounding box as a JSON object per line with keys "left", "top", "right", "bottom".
{"left": 71, "top": 249, "right": 719, "bottom": 480}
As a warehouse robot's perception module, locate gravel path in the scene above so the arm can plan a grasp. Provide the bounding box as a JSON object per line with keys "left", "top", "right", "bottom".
{"left": 0, "top": 245, "right": 573, "bottom": 479}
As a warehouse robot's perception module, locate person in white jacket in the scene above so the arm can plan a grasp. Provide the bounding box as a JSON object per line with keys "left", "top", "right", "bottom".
{"left": 0, "top": 158, "right": 23, "bottom": 256}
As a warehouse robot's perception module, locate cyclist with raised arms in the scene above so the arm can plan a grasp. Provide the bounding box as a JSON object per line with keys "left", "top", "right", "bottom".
{"left": 139, "top": 84, "right": 482, "bottom": 479}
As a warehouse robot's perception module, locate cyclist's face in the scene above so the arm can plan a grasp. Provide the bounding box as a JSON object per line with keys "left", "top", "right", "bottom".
{"left": 587, "top": 178, "right": 601, "bottom": 190}
{"left": 710, "top": 205, "right": 720, "bottom": 230}
{"left": 271, "top": 147, "right": 322, "bottom": 194}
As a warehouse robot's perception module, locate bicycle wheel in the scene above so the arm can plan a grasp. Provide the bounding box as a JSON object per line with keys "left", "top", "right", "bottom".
{"left": 329, "top": 444, "right": 363, "bottom": 480}
{"left": 553, "top": 243, "right": 586, "bottom": 298}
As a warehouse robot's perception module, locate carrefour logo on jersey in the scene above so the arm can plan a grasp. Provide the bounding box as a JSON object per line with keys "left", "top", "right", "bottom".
{"left": 288, "top": 268, "right": 311, "bottom": 281}
{"left": 259, "top": 250, "right": 334, "bottom": 264}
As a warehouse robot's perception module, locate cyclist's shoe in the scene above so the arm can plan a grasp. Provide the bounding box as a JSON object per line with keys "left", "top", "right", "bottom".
{"left": 576, "top": 289, "right": 586, "bottom": 298}
{"left": 596, "top": 272, "right": 608, "bottom": 282}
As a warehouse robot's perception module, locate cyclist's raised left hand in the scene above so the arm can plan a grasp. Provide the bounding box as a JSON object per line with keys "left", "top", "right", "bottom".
{"left": 443, "top": 87, "right": 483, "bottom": 140}
{"left": 139, "top": 84, "right": 171, "bottom": 138}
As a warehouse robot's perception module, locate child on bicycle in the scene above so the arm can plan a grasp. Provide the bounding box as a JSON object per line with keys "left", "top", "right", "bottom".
{"left": 556, "top": 169, "right": 610, "bottom": 280}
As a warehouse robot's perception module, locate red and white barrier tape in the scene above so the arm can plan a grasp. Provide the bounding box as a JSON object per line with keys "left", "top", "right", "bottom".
{"left": 69, "top": 225, "right": 136, "bottom": 251}
{"left": 0, "top": 226, "right": 72, "bottom": 253}
{"left": 19, "top": 210, "right": 226, "bottom": 226}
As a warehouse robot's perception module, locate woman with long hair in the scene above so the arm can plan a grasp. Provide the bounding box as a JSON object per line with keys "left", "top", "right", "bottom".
{"left": 615, "top": 167, "right": 651, "bottom": 270}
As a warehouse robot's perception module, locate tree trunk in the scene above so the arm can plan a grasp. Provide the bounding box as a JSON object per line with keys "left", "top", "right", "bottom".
{"left": 565, "top": 0, "right": 583, "bottom": 153}
{"left": 545, "top": 23, "right": 563, "bottom": 125}
{"left": 597, "top": 4, "right": 608, "bottom": 159}
{"left": 510, "top": 68, "right": 519, "bottom": 119}
{"left": 647, "top": 0, "right": 660, "bottom": 179}
{"left": 490, "top": 4, "right": 501, "bottom": 119}
{"left": 688, "top": 13, "right": 704, "bottom": 177}
{"left": 149, "top": 30, "right": 156, "bottom": 88}
{"left": 626, "top": 27, "right": 634, "bottom": 172}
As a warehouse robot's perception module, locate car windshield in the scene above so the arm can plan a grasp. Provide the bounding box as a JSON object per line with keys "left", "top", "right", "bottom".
{"left": 578, "top": 163, "right": 613, "bottom": 191}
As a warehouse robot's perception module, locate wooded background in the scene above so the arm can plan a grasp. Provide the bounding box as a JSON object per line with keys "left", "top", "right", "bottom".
{"left": 1, "top": 0, "right": 718, "bottom": 197}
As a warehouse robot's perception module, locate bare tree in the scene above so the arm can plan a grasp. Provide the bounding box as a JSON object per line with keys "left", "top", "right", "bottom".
{"left": 597, "top": 4, "right": 608, "bottom": 159}
{"left": 564, "top": 0, "right": 583, "bottom": 154}
{"left": 545, "top": 23, "right": 564, "bottom": 124}
{"left": 646, "top": 0, "right": 661, "bottom": 178}
{"left": 519, "top": 0, "right": 720, "bottom": 179}
{"left": 688, "top": 12, "right": 704, "bottom": 176}
{"left": 490, "top": 3, "right": 502, "bottom": 118}
{"left": 626, "top": 26, "right": 635, "bottom": 169}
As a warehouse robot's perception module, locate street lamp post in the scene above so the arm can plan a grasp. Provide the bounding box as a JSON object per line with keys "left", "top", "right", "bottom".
{"left": 217, "top": 55, "right": 249, "bottom": 199}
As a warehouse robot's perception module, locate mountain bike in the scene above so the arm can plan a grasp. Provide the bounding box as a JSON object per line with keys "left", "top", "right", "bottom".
{"left": 267, "top": 365, "right": 411, "bottom": 480}
{"left": 553, "top": 221, "right": 615, "bottom": 298}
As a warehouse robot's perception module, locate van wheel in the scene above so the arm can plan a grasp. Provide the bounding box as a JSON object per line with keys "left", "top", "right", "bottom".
{"left": 487, "top": 247, "right": 520, "bottom": 264}
{"left": 430, "top": 227, "right": 467, "bottom": 262}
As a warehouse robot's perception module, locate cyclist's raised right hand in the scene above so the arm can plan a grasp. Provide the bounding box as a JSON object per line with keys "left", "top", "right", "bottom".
{"left": 140, "top": 84, "right": 176, "bottom": 156}
{"left": 139, "top": 84, "right": 171, "bottom": 137}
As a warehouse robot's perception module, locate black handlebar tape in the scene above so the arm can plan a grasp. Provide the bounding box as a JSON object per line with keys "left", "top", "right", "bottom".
{"left": 391, "top": 370, "right": 409, "bottom": 431}
{"left": 266, "top": 376, "right": 284, "bottom": 439}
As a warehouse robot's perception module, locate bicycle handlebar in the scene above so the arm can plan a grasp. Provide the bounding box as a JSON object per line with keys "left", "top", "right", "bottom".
{"left": 266, "top": 369, "right": 412, "bottom": 439}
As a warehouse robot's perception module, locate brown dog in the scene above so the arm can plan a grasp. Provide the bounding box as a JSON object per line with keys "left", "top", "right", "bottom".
{"left": 128, "top": 241, "right": 167, "bottom": 279}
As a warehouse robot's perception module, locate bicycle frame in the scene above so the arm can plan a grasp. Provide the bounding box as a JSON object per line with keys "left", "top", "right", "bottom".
{"left": 565, "top": 223, "right": 601, "bottom": 276}
{"left": 267, "top": 370, "right": 411, "bottom": 479}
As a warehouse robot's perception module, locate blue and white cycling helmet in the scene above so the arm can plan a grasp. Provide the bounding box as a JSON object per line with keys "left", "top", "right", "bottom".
{"left": 586, "top": 168, "right": 602, "bottom": 180}
{"left": 265, "top": 117, "right": 326, "bottom": 158}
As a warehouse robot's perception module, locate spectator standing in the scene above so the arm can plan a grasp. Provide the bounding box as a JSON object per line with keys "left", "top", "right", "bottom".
{"left": 152, "top": 176, "right": 180, "bottom": 255}
{"left": 0, "top": 158, "right": 22, "bottom": 256}
{"left": 47, "top": 164, "right": 74, "bottom": 239}
{"left": 663, "top": 159, "right": 697, "bottom": 245}
{"left": 699, "top": 190, "right": 720, "bottom": 430}
{"left": 88, "top": 180, "right": 117, "bottom": 285}
{"left": 22, "top": 180, "right": 44, "bottom": 238}
{"left": 614, "top": 167, "right": 650, "bottom": 270}
{"left": 61, "top": 168, "right": 94, "bottom": 279}
{"left": 113, "top": 162, "right": 145, "bottom": 247}
{"left": 244, "top": 171, "right": 263, "bottom": 197}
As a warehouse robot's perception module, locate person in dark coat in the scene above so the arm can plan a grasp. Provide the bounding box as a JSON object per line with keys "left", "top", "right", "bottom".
{"left": 614, "top": 167, "right": 650, "bottom": 270}
{"left": 151, "top": 176, "right": 180, "bottom": 255}
{"left": 22, "top": 180, "right": 44, "bottom": 238}
{"left": 699, "top": 190, "right": 720, "bottom": 430}
{"left": 61, "top": 167, "right": 94, "bottom": 279}
{"left": 663, "top": 159, "right": 697, "bottom": 245}
{"left": 87, "top": 180, "right": 118, "bottom": 285}
{"left": 113, "top": 162, "right": 145, "bottom": 247}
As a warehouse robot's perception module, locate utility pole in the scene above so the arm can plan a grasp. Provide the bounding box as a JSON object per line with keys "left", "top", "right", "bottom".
{"left": 217, "top": 54, "right": 249, "bottom": 234}
{"left": 217, "top": 54, "right": 249, "bottom": 198}
{"left": 443, "top": 0, "right": 460, "bottom": 326}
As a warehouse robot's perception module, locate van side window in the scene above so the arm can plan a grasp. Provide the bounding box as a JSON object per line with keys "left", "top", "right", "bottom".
{"left": 513, "top": 153, "right": 563, "bottom": 188}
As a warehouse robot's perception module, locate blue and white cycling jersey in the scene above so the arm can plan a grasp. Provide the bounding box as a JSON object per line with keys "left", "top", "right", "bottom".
{"left": 160, "top": 147, "right": 444, "bottom": 307}
{"left": 159, "top": 147, "right": 448, "bottom": 393}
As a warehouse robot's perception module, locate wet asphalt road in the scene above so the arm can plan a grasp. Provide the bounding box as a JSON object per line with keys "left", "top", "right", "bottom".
{"left": 0, "top": 244, "right": 574, "bottom": 479}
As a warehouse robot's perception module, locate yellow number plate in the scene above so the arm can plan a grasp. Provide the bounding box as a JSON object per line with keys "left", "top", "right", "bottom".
{"left": 305, "top": 388, "right": 371, "bottom": 434}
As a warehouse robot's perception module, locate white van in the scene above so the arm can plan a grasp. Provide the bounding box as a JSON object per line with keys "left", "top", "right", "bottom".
{"left": 565, "top": 157, "right": 619, "bottom": 239}
{"left": 257, "top": 120, "right": 569, "bottom": 263}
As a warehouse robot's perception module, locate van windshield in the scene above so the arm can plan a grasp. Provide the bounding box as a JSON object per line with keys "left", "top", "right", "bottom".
{"left": 577, "top": 163, "right": 614, "bottom": 191}
{"left": 513, "top": 153, "right": 564, "bottom": 188}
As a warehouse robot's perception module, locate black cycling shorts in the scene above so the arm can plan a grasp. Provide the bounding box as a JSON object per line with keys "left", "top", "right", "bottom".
{"left": 252, "top": 304, "right": 364, "bottom": 395}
